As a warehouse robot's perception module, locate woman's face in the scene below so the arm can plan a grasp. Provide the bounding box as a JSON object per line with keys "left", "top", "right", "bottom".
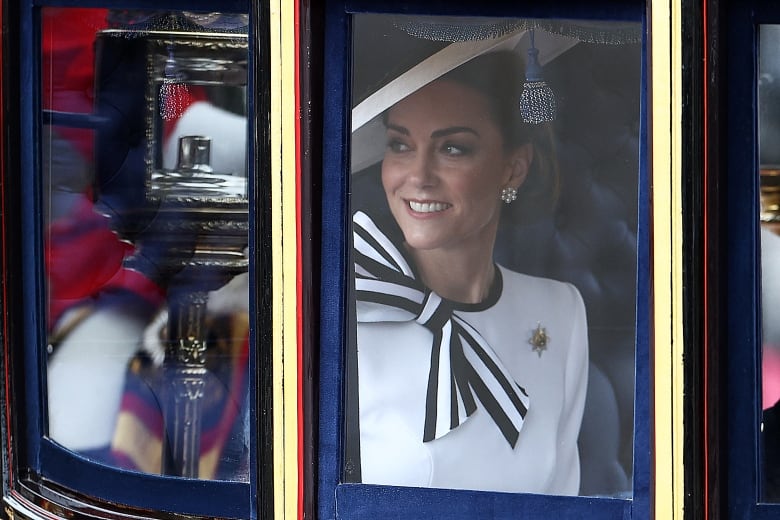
{"left": 382, "top": 79, "right": 531, "bottom": 256}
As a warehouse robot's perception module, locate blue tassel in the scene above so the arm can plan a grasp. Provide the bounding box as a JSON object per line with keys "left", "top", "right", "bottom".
{"left": 520, "top": 30, "right": 556, "bottom": 124}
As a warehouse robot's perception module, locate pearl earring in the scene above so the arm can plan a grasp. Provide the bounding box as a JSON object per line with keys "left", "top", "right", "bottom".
{"left": 500, "top": 187, "right": 517, "bottom": 204}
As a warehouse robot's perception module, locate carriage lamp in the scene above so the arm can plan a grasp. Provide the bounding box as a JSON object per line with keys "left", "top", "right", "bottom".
{"left": 94, "top": 22, "right": 249, "bottom": 478}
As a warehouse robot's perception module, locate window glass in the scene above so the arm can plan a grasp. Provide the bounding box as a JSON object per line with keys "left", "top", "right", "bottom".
{"left": 759, "top": 22, "right": 780, "bottom": 502}
{"left": 41, "top": 7, "right": 250, "bottom": 481}
{"left": 347, "top": 13, "right": 641, "bottom": 498}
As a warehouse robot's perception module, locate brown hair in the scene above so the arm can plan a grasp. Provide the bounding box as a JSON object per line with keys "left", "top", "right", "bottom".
{"left": 431, "top": 50, "right": 560, "bottom": 221}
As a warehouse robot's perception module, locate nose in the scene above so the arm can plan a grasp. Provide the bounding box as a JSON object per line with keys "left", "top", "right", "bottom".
{"left": 407, "top": 149, "right": 437, "bottom": 187}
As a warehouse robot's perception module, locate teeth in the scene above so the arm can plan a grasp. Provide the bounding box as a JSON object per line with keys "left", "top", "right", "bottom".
{"left": 409, "top": 201, "right": 450, "bottom": 213}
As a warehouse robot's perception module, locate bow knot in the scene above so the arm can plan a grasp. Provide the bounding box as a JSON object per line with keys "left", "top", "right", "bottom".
{"left": 416, "top": 292, "right": 451, "bottom": 331}
{"left": 353, "top": 211, "right": 529, "bottom": 448}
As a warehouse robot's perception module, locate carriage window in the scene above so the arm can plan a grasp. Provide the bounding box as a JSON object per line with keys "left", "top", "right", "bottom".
{"left": 41, "top": 7, "right": 250, "bottom": 482}
{"left": 344, "top": 12, "right": 641, "bottom": 501}
{"left": 760, "top": 22, "right": 780, "bottom": 502}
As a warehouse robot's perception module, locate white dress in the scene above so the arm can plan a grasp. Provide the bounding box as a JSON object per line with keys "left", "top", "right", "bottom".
{"left": 357, "top": 265, "right": 588, "bottom": 495}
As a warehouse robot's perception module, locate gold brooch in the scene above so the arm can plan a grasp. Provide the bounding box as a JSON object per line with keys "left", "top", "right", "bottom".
{"left": 529, "top": 322, "right": 549, "bottom": 357}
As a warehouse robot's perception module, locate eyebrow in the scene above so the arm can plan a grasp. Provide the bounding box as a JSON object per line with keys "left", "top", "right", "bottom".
{"left": 385, "top": 124, "right": 480, "bottom": 139}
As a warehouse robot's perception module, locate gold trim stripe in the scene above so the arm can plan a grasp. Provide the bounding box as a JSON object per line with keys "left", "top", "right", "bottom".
{"left": 270, "top": 1, "right": 299, "bottom": 519}
{"left": 651, "top": 0, "right": 684, "bottom": 517}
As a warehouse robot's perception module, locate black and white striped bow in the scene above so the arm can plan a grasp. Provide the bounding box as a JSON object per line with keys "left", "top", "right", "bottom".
{"left": 353, "top": 211, "right": 530, "bottom": 448}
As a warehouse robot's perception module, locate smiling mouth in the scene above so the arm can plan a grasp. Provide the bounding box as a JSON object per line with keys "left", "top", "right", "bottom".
{"left": 407, "top": 200, "right": 451, "bottom": 213}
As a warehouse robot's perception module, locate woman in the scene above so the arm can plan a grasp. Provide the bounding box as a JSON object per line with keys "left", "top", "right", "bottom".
{"left": 352, "top": 50, "right": 588, "bottom": 495}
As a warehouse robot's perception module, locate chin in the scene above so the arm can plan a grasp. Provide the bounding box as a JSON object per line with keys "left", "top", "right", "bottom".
{"left": 400, "top": 233, "right": 448, "bottom": 252}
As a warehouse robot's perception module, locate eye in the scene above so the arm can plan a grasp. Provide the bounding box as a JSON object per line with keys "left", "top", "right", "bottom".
{"left": 386, "top": 139, "right": 410, "bottom": 153}
{"left": 442, "top": 143, "right": 470, "bottom": 156}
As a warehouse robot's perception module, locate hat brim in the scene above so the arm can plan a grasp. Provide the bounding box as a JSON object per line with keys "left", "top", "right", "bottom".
{"left": 350, "top": 17, "right": 579, "bottom": 173}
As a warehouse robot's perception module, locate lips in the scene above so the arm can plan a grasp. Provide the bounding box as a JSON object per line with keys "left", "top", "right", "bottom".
{"left": 407, "top": 200, "right": 451, "bottom": 213}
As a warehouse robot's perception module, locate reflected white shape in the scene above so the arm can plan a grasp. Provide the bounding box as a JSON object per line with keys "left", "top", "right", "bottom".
{"left": 207, "top": 271, "right": 249, "bottom": 316}
{"left": 47, "top": 307, "right": 146, "bottom": 452}
{"left": 162, "top": 101, "right": 247, "bottom": 178}
{"left": 762, "top": 227, "right": 780, "bottom": 345}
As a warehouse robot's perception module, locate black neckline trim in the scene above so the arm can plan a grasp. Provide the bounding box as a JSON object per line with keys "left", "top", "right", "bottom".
{"left": 448, "top": 265, "right": 503, "bottom": 313}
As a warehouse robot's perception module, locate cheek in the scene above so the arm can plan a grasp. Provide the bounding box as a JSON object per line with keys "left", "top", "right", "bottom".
{"left": 381, "top": 160, "right": 404, "bottom": 194}
{"left": 380, "top": 163, "right": 392, "bottom": 195}
{"left": 454, "top": 168, "right": 499, "bottom": 201}
{"left": 468, "top": 188, "right": 502, "bottom": 217}
{"left": 454, "top": 163, "right": 509, "bottom": 212}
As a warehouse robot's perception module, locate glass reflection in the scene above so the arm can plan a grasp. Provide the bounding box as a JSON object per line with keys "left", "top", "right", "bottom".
{"left": 760, "top": 23, "right": 780, "bottom": 501}
{"left": 42, "top": 7, "right": 250, "bottom": 481}
{"left": 347, "top": 13, "right": 641, "bottom": 498}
